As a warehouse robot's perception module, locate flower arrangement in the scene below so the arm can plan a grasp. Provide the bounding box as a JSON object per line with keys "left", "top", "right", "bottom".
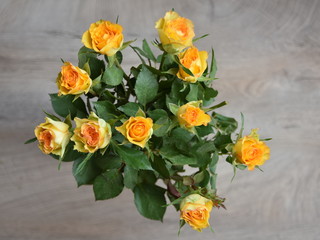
{"left": 26, "top": 10, "right": 271, "bottom": 233}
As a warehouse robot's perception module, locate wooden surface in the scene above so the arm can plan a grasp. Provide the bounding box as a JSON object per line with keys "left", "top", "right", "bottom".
{"left": 1, "top": 0, "right": 320, "bottom": 239}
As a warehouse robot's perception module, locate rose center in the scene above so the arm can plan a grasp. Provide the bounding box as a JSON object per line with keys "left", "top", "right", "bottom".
{"left": 81, "top": 124, "right": 99, "bottom": 147}
{"left": 39, "top": 130, "right": 53, "bottom": 150}
{"left": 131, "top": 123, "right": 146, "bottom": 136}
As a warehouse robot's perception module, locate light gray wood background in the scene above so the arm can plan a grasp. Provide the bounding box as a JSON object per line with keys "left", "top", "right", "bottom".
{"left": 1, "top": 0, "right": 319, "bottom": 239}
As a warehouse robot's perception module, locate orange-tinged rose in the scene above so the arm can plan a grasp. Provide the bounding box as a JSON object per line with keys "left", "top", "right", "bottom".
{"left": 233, "top": 129, "right": 270, "bottom": 170}
{"left": 180, "top": 194, "right": 213, "bottom": 232}
{"left": 57, "top": 62, "right": 92, "bottom": 96}
{"left": 71, "top": 112, "right": 112, "bottom": 153}
{"left": 82, "top": 20, "right": 124, "bottom": 56}
{"left": 155, "top": 11, "right": 195, "bottom": 54}
{"left": 177, "top": 102, "right": 211, "bottom": 128}
{"left": 177, "top": 46, "right": 208, "bottom": 83}
{"left": 35, "top": 117, "right": 71, "bottom": 156}
{"left": 116, "top": 116, "right": 153, "bottom": 148}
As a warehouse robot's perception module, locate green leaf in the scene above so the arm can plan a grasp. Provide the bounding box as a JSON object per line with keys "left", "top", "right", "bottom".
{"left": 168, "top": 103, "right": 179, "bottom": 115}
{"left": 195, "top": 125, "right": 214, "bottom": 137}
{"left": 214, "top": 132, "right": 233, "bottom": 151}
{"left": 194, "top": 170, "right": 210, "bottom": 187}
{"left": 209, "top": 174, "right": 217, "bottom": 191}
{"left": 72, "top": 154, "right": 101, "bottom": 186}
{"left": 186, "top": 84, "right": 199, "bottom": 101}
{"left": 160, "top": 145, "right": 197, "bottom": 165}
{"left": 148, "top": 109, "right": 171, "bottom": 137}
{"left": 49, "top": 94, "right": 87, "bottom": 118}
{"left": 173, "top": 55, "right": 194, "bottom": 76}
{"left": 134, "top": 183, "right": 166, "bottom": 221}
{"left": 193, "top": 34, "right": 209, "bottom": 43}
{"left": 120, "top": 39, "right": 136, "bottom": 51}
{"left": 93, "top": 169, "right": 124, "bottom": 200}
{"left": 93, "top": 100, "right": 119, "bottom": 121}
{"left": 134, "top": 65, "right": 159, "bottom": 106}
{"left": 118, "top": 102, "right": 141, "bottom": 116}
{"left": 151, "top": 156, "right": 170, "bottom": 178}
{"left": 43, "top": 111, "right": 61, "bottom": 121}
{"left": 101, "top": 64, "right": 123, "bottom": 86}
{"left": 209, "top": 152, "right": 219, "bottom": 174}
{"left": 135, "top": 108, "right": 146, "bottom": 117}
{"left": 24, "top": 137, "right": 37, "bottom": 144}
{"left": 123, "top": 166, "right": 139, "bottom": 189}
{"left": 138, "top": 170, "right": 157, "bottom": 185}
{"left": 142, "top": 39, "right": 157, "bottom": 61}
{"left": 209, "top": 48, "right": 217, "bottom": 79}
{"left": 114, "top": 144, "right": 152, "bottom": 170}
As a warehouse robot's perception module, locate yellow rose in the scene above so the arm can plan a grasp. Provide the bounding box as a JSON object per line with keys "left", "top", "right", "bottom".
{"left": 34, "top": 117, "right": 71, "bottom": 156}
{"left": 177, "top": 46, "right": 208, "bottom": 83}
{"left": 116, "top": 116, "right": 153, "bottom": 148}
{"left": 180, "top": 194, "right": 213, "bottom": 232}
{"left": 233, "top": 129, "right": 270, "bottom": 170}
{"left": 71, "top": 112, "right": 112, "bottom": 153}
{"left": 82, "top": 20, "right": 124, "bottom": 56}
{"left": 57, "top": 62, "right": 92, "bottom": 96}
{"left": 177, "top": 102, "right": 211, "bottom": 128}
{"left": 155, "top": 11, "right": 195, "bottom": 54}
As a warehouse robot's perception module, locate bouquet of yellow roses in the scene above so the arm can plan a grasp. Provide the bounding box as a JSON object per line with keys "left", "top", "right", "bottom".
{"left": 26, "top": 10, "right": 271, "bottom": 233}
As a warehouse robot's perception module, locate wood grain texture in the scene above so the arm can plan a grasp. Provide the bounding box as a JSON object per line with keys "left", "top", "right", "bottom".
{"left": 1, "top": 0, "right": 320, "bottom": 239}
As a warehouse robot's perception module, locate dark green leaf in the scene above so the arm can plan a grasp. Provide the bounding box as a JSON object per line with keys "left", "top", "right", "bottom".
{"left": 124, "top": 165, "right": 139, "bottom": 189}
{"left": 61, "top": 141, "right": 85, "bottom": 162}
{"left": 213, "top": 113, "right": 238, "bottom": 134}
{"left": 151, "top": 156, "right": 170, "bottom": 178}
{"left": 78, "top": 46, "right": 97, "bottom": 68}
{"left": 49, "top": 94, "right": 87, "bottom": 118}
{"left": 43, "top": 111, "right": 61, "bottom": 121}
{"left": 134, "top": 183, "right": 166, "bottom": 221}
{"left": 88, "top": 58, "right": 105, "bottom": 79}
{"left": 160, "top": 145, "right": 197, "bottom": 165}
{"left": 93, "top": 154, "right": 122, "bottom": 171}
{"left": 138, "top": 170, "right": 157, "bottom": 185}
{"left": 135, "top": 65, "right": 159, "bottom": 106}
{"left": 93, "top": 169, "right": 124, "bottom": 200}
{"left": 72, "top": 155, "right": 101, "bottom": 186}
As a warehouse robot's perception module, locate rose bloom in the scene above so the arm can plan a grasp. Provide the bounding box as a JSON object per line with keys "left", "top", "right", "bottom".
{"left": 57, "top": 62, "right": 92, "bottom": 96}
{"left": 116, "top": 116, "right": 153, "bottom": 148}
{"left": 82, "top": 20, "right": 124, "bottom": 56}
{"left": 155, "top": 11, "right": 195, "bottom": 54}
{"left": 180, "top": 194, "right": 213, "bottom": 232}
{"left": 34, "top": 117, "right": 71, "bottom": 156}
{"left": 177, "top": 102, "right": 211, "bottom": 128}
{"left": 71, "top": 112, "right": 112, "bottom": 153}
{"left": 177, "top": 46, "right": 208, "bottom": 83}
{"left": 233, "top": 129, "right": 270, "bottom": 170}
